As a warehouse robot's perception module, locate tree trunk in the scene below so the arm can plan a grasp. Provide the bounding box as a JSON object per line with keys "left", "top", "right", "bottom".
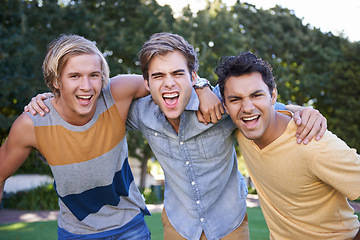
{"left": 139, "top": 159, "right": 148, "bottom": 191}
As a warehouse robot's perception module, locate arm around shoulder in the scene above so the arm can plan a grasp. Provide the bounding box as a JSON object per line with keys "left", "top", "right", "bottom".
{"left": 110, "top": 74, "right": 149, "bottom": 102}
{"left": 0, "top": 113, "right": 36, "bottom": 201}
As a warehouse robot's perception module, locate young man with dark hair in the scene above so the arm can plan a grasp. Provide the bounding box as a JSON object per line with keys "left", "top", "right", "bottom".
{"left": 216, "top": 51, "right": 360, "bottom": 239}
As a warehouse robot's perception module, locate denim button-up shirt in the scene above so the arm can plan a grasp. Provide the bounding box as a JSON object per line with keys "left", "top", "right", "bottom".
{"left": 126, "top": 89, "right": 248, "bottom": 240}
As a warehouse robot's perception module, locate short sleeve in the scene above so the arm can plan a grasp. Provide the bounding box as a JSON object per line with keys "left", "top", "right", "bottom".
{"left": 311, "top": 131, "right": 360, "bottom": 200}
{"left": 126, "top": 100, "right": 141, "bottom": 131}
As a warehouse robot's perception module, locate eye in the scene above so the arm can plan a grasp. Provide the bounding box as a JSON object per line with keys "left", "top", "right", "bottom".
{"left": 174, "top": 72, "right": 185, "bottom": 76}
{"left": 229, "top": 97, "right": 241, "bottom": 103}
{"left": 91, "top": 73, "right": 101, "bottom": 78}
{"left": 152, "top": 74, "right": 164, "bottom": 80}
{"left": 69, "top": 74, "right": 79, "bottom": 79}
{"left": 253, "top": 93, "right": 263, "bottom": 98}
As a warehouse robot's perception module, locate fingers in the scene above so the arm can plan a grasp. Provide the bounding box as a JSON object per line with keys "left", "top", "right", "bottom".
{"left": 26, "top": 94, "right": 50, "bottom": 116}
{"left": 295, "top": 108, "right": 326, "bottom": 144}
{"left": 219, "top": 104, "right": 226, "bottom": 116}
{"left": 198, "top": 104, "right": 224, "bottom": 124}
{"left": 315, "top": 117, "right": 327, "bottom": 141}
{"left": 210, "top": 104, "right": 225, "bottom": 123}
{"left": 196, "top": 111, "right": 207, "bottom": 125}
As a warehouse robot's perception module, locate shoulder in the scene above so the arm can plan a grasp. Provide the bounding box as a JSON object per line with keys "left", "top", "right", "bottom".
{"left": 316, "top": 130, "right": 355, "bottom": 153}
{"left": 8, "top": 113, "right": 36, "bottom": 148}
{"left": 14, "top": 112, "right": 34, "bottom": 129}
{"left": 128, "top": 96, "right": 157, "bottom": 117}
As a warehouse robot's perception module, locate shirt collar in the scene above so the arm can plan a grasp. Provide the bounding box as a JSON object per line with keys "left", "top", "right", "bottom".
{"left": 184, "top": 88, "right": 200, "bottom": 111}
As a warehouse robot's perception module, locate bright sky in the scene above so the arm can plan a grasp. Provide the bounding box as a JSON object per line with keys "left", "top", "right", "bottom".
{"left": 156, "top": 0, "right": 360, "bottom": 42}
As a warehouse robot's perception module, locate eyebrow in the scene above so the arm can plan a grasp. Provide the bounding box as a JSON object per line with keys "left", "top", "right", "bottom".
{"left": 226, "top": 89, "right": 264, "bottom": 100}
{"left": 67, "top": 71, "right": 101, "bottom": 75}
{"left": 150, "top": 69, "right": 186, "bottom": 78}
{"left": 250, "top": 90, "right": 264, "bottom": 96}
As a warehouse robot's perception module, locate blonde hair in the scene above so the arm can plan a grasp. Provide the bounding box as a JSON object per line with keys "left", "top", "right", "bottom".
{"left": 42, "top": 34, "right": 110, "bottom": 97}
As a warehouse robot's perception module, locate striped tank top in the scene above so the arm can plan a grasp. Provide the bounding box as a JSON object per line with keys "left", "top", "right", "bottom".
{"left": 27, "top": 85, "right": 149, "bottom": 236}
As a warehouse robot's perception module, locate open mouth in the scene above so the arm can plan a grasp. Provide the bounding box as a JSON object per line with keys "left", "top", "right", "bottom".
{"left": 162, "top": 92, "right": 179, "bottom": 108}
{"left": 241, "top": 115, "right": 260, "bottom": 126}
{"left": 76, "top": 95, "right": 93, "bottom": 105}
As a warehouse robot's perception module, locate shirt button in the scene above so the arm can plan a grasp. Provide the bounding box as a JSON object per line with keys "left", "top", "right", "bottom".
{"left": 191, "top": 181, "right": 195, "bottom": 185}
{"left": 180, "top": 141, "right": 184, "bottom": 145}
{"left": 186, "top": 161, "right": 190, "bottom": 165}
{"left": 196, "top": 200, "right": 200, "bottom": 204}
{"left": 200, "top": 218, "right": 204, "bottom": 222}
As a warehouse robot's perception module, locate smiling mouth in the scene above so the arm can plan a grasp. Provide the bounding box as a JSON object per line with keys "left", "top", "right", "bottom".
{"left": 241, "top": 115, "right": 259, "bottom": 125}
{"left": 77, "top": 95, "right": 93, "bottom": 104}
{"left": 163, "top": 92, "right": 179, "bottom": 108}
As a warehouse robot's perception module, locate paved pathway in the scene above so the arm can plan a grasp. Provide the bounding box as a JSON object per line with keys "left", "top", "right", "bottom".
{"left": 0, "top": 196, "right": 261, "bottom": 225}
{"left": 1, "top": 195, "right": 359, "bottom": 225}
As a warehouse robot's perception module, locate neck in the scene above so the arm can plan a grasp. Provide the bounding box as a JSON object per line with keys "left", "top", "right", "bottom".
{"left": 167, "top": 118, "right": 180, "bottom": 133}
{"left": 51, "top": 98, "right": 95, "bottom": 126}
{"left": 254, "top": 111, "right": 291, "bottom": 149}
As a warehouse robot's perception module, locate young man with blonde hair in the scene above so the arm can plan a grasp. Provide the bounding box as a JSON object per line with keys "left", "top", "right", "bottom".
{"left": 0, "top": 34, "right": 152, "bottom": 239}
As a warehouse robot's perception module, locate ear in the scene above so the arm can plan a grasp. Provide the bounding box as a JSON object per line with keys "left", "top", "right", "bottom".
{"left": 144, "top": 79, "right": 150, "bottom": 91}
{"left": 271, "top": 87, "right": 278, "bottom": 105}
{"left": 53, "top": 81, "right": 60, "bottom": 90}
{"left": 191, "top": 71, "right": 197, "bottom": 86}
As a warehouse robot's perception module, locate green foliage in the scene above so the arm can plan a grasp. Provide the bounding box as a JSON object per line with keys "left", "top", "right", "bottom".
{"left": 248, "top": 186, "right": 257, "bottom": 195}
{"left": 14, "top": 151, "right": 52, "bottom": 175}
{"left": 1, "top": 0, "right": 360, "bottom": 178}
{"left": 3, "top": 183, "right": 58, "bottom": 210}
{"left": 142, "top": 185, "right": 164, "bottom": 204}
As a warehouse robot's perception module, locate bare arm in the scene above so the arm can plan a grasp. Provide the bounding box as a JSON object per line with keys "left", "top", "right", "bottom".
{"left": 286, "top": 104, "right": 327, "bottom": 144}
{"left": 24, "top": 74, "right": 149, "bottom": 118}
{"left": 0, "top": 113, "right": 36, "bottom": 202}
{"left": 110, "top": 74, "right": 149, "bottom": 101}
{"left": 109, "top": 74, "right": 149, "bottom": 120}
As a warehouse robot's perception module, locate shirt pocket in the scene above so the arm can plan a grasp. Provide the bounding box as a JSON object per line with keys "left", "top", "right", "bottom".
{"left": 146, "top": 128, "right": 173, "bottom": 158}
{"left": 196, "top": 124, "right": 227, "bottom": 159}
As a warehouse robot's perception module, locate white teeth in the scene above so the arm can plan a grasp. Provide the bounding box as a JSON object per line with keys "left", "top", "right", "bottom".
{"left": 163, "top": 93, "right": 179, "bottom": 98}
{"left": 243, "top": 116, "right": 258, "bottom": 121}
{"left": 78, "top": 95, "right": 91, "bottom": 99}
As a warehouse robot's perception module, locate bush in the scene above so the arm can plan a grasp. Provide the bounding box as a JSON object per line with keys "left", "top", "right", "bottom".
{"left": 248, "top": 186, "right": 257, "bottom": 195}
{"left": 15, "top": 151, "right": 52, "bottom": 176}
{"left": 142, "top": 186, "right": 164, "bottom": 204}
{"left": 3, "top": 183, "right": 59, "bottom": 210}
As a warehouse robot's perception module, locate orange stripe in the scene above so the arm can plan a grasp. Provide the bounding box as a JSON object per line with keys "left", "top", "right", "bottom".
{"left": 35, "top": 105, "right": 125, "bottom": 166}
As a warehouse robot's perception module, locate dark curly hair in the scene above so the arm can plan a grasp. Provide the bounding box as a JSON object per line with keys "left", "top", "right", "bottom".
{"left": 214, "top": 52, "right": 275, "bottom": 101}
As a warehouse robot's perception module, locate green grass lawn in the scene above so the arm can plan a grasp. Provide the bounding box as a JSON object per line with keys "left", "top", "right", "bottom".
{"left": 0, "top": 209, "right": 358, "bottom": 240}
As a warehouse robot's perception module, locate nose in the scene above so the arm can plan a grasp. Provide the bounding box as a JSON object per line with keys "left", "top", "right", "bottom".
{"left": 163, "top": 75, "right": 176, "bottom": 88}
{"left": 242, "top": 98, "right": 255, "bottom": 113}
{"left": 80, "top": 76, "right": 92, "bottom": 91}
